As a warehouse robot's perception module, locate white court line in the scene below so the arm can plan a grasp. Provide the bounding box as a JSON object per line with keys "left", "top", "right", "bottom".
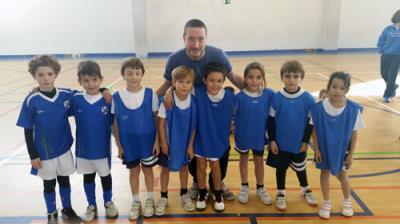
{"left": 0, "top": 145, "right": 26, "bottom": 167}
{"left": 314, "top": 73, "right": 400, "bottom": 116}
{"left": 107, "top": 77, "right": 123, "bottom": 89}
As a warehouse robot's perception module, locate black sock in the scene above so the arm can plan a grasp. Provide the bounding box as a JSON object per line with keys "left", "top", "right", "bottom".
{"left": 161, "top": 191, "right": 168, "bottom": 199}
{"left": 214, "top": 190, "right": 222, "bottom": 203}
{"left": 199, "top": 188, "right": 207, "bottom": 201}
{"left": 256, "top": 184, "right": 264, "bottom": 190}
{"left": 180, "top": 188, "right": 188, "bottom": 196}
{"left": 241, "top": 182, "right": 249, "bottom": 187}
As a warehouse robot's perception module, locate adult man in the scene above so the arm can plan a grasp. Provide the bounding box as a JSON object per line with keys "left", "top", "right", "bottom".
{"left": 156, "top": 19, "right": 244, "bottom": 205}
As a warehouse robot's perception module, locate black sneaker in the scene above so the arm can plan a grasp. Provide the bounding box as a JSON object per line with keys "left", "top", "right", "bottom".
{"left": 47, "top": 211, "right": 58, "bottom": 224}
{"left": 61, "top": 207, "right": 82, "bottom": 223}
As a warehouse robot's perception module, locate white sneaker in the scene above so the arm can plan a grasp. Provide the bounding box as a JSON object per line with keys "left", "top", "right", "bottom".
{"left": 143, "top": 198, "right": 154, "bottom": 217}
{"left": 237, "top": 185, "right": 249, "bottom": 203}
{"left": 276, "top": 194, "right": 287, "bottom": 211}
{"left": 256, "top": 188, "right": 272, "bottom": 205}
{"left": 190, "top": 182, "right": 199, "bottom": 200}
{"left": 105, "top": 201, "right": 118, "bottom": 219}
{"left": 83, "top": 205, "right": 97, "bottom": 222}
{"left": 318, "top": 201, "right": 331, "bottom": 219}
{"left": 196, "top": 198, "right": 207, "bottom": 211}
{"left": 155, "top": 197, "right": 168, "bottom": 216}
{"left": 221, "top": 183, "right": 235, "bottom": 201}
{"left": 128, "top": 201, "right": 142, "bottom": 220}
{"left": 181, "top": 193, "right": 195, "bottom": 212}
{"left": 342, "top": 199, "right": 354, "bottom": 217}
{"left": 302, "top": 189, "right": 318, "bottom": 206}
{"left": 214, "top": 200, "right": 225, "bottom": 212}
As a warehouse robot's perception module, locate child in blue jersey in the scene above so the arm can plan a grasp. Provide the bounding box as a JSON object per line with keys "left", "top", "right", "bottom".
{"left": 194, "top": 62, "right": 234, "bottom": 212}
{"left": 266, "top": 60, "right": 317, "bottom": 211}
{"left": 234, "top": 62, "right": 274, "bottom": 205}
{"left": 155, "top": 66, "right": 197, "bottom": 216}
{"left": 311, "top": 72, "right": 365, "bottom": 219}
{"left": 16, "top": 55, "right": 81, "bottom": 224}
{"left": 70, "top": 60, "right": 118, "bottom": 221}
{"left": 377, "top": 9, "right": 400, "bottom": 103}
{"left": 112, "top": 57, "right": 160, "bottom": 220}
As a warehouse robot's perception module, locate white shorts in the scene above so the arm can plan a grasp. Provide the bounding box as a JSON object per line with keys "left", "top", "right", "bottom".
{"left": 76, "top": 157, "right": 111, "bottom": 177}
{"left": 35, "top": 150, "right": 76, "bottom": 180}
{"left": 194, "top": 154, "right": 219, "bottom": 161}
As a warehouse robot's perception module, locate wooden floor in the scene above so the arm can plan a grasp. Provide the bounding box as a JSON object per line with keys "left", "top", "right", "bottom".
{"left": 0, "top": 53, "right": 399, "bottom": 224}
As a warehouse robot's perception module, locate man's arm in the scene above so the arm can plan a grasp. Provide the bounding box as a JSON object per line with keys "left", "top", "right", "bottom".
{"left": 156, "top": 79, "right": 172, "bottom": 97}
{"left": 227, "top": 71, "right": 245, "bottom": 89}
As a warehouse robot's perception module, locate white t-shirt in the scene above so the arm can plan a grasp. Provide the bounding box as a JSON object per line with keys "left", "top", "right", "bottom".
{"left": 82, "top": 92, "right": 103, "bottom": 104}
{"left": 111, "top": 88, "right": 159, "bottom": 114}
{"left": 158, "top": 92, "right": 191, "bottom": 118}
{"left": 310, "top": 98, "right": 366, "bottom": 130}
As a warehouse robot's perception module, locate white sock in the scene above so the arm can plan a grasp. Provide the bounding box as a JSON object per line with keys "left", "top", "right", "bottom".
{"left": 277, "top": 189, "right": 286, "bottom": 195}
{"left": 301, "top": 186, "right": 310, "bottom": 192}
{"left": 132, "top": 194, "right": 140, "bottom": 202}
{"left": 147, "top": 192, "right": 154, "bottom": 199}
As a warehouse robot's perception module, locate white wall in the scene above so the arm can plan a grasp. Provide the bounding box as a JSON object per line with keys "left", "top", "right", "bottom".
{"left": 338, "top": 0, "right": 400, "bottom": 48}
{"left": 0, "top": 0, "right": 398, "bottom": 55}
{"left": 0, "top": 0, "right": 135, "bottom": 55}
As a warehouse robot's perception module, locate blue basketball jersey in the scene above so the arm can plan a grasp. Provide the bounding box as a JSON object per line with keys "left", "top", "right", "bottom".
{"left": 165, "top": 95, "right": 197, "bottom": 171}
{"left": 194, "top": 86, "right": 234, "bottom": 158}
{"left": 113, "top": 88, "right": 156, "bottom": 162}
{"left": 16, "top": 88, "right": 73, "bottom": 160}
{"left": 71, "top": 93, "right": 112, "bottom": 160}
{"left": 311, "top": 100, "right": 362, "bottom": 176}
{"left": 272, "top": 89, "right": 315, "bottom": 153}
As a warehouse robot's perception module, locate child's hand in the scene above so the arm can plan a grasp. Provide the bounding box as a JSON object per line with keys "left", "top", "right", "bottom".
{"left": 270, "top": 141, "right": 279, "bottom": 155}
{"left": 300, "top": 143, "right": 308, "bottom": 153}
{"left": 161, "top": 142, "right": 169, "bottom": 156}
{"left": 117, "top": 147, "right": 125, "bottom": 160}
{"left": 31, "top": 158, "right": 41, "bottom": 169}
{"left": 153, "top": 142, "right": 160, "bottom": 156}
{"left": 102, "top": 89, "right": 112, "bottom": 104}
{"left": 187, "top": 146, "right": 194, "bottom": 160}
{"left": 344, "top": 153, "right": 353, "bottom": 169}
{"left": 314, "top": 150, "right": 322, "bottom": 163}
{"left": 164, "top": 88, "right": 174, "bottom": 109}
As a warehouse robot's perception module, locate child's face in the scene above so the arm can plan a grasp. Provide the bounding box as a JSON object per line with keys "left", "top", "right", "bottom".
{"left": 123, "top": 67, "right": 143, "bottom": 88}
{"left": 328, "top": 78, "right": 348, "bottom": 101}
{"left": 203, "top": 72, "right": 225, "bottom": 95}
{"left": 282, "top": 72, "right": 302, "bottom": 92}
{"left": 319, "top": 92, "right": 329, "bottom": 101}
{"left": 173, "top": 76, "right": 193, "bottom": 97}
{"left": 245, "top": 68, "right": 264, "bottom": 92}
{"left": 33, "top": 66, "right": 58, "bottom": 91}
{"left": 79, "top": 74, "right": 103, "bottom": 95}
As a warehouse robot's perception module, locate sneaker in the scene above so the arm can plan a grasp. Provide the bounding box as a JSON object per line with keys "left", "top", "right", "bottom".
{"left": 143, "top": 198, "right": 154, "bottom": 217}
{"left": 128, "top": 201, "right": 142, "bottom": 220}
{"left": 276, "top": 194, "right": 287, "bottom": 211}
{"left": 190, "top": 182, "right": 199, "bottom": 200}
{"left": 83, "top": 205, "right": 97, "bottom": 222}
{"left": 384, "top": 96, "right": 392, "bottom": 103}
{"left": 181, "top": 193, "right": 195, "bottom": 212}
{"left": 302, "top": 189, "right": 318, "bottom": 206}
{"left": 196, "top": 197, "right": 207, "bottom": 211}
{"left": 237, "top": 185, "right": 249, "bottom": 204}
{"left": 61, "top": 208, "right": 82, "bottom": 223}
{"left": 221, "top": 183, "right": 235, "bottom": 201}
{"left": 155, "top": 197, "right": 168, "bottom": 216}
{"left": 342, "top": 199, "right": 354, "bottom": 217}
{"left": 256, "top": 188, "right": 272, "bottom": 205}
{"left": 213, "top": 200, "right": 225, "bottom": 212}
{"left": 47, "top": 211, "right": 58, "bottom": 224}
{"left": 319, "top": 201, "right": 332, "bottom": 219}
{"left": 105, "top": 201, "right": 118, "bottom": 219}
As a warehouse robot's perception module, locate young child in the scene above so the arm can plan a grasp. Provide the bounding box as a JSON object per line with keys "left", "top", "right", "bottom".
{"left": 112, "top": 57, "right": 159, "bottom": 220}
{"left": 194, "top": 62, "right": 234, "bottom": 212}
{"left": 266, "top": 60, "right": 317, "bottom": 211}
{"left": 16, "top": 55, "right": 81, "bottom": 224}
{"left": 70, "top": 60, "right": 118, "bottom": 221}
{"left": 155, "top": 66, "right": 197, "bottom": 216}
{"left": 234, "top": 62, "right": 274, "bottom": 205}
{"left": 311, "top": 72, "right": 365, "bottom": 219}
{"left": 319, "top": 89, "right": 329, "bottom": 101}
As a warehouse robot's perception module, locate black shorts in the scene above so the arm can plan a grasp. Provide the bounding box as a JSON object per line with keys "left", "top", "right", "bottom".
{"left": 266, "top": 150, "right": 307, "bottom": 171}
{"left": 123, "top": 155, "right": 158, "bottom": 169}
{"left": 234, "top": 146, "right": 265, "bottom": 157}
